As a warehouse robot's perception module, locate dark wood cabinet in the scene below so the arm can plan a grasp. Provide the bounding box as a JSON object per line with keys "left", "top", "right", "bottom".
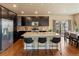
{"left": 21, "top": 17, "right": 26, "bottom": 26}
{"left": 1, "top": 7, "right": 9, "bottom": 19}
{"left": 20, "top": 16, "right": 49, "bottom": 26}
{"left": 21, "top": 16, "right": 32, "bottom": 26}
{"left": 39, "top": 18, "right": 49, "bottom": 26}
{"left": 25, "top": 20, "right": 31, "bottom": 26}
{"left": 8, "top": 11, "right": 16, "bottom": 20}
{"left": 0, "top": 5, "right": 17, "bottom": 20}
{"left": 0, "top": 5, "right": 17, "bottom": 43}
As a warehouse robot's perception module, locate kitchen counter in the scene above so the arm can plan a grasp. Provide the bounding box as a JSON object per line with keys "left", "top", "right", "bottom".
{"left": 22, "top": 32, "right": 61, "bottom": 49}
{"left": 22, "top": 32, "right": 60, "bottom": 38}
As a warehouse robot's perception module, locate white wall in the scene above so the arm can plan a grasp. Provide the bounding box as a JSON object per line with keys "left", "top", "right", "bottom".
{"left": 73, "top": 14, "right": 79, "bottom": 31}
{"left": 73, "top": 14, "right": 79, "bottom": 26}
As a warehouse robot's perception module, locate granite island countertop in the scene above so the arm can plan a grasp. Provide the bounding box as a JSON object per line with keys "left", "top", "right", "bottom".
{"left": 22, "top": 32, "right": 60, "bottom": 38}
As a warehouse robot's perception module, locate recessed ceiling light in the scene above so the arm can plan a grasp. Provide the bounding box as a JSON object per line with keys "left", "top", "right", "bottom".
{"left": 21, "top": 11, "right": 24, "bottom": 14}
{"left": 35, "top": 11, "right": 38, "bottom": 14}
{"left": 48, "top": 11, "right": 51, "bottom": 14}
{"left": 13, "top": 4, "right": 17, "bottom": 7}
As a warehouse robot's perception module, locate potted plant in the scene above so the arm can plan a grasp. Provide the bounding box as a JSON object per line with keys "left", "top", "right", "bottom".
{"left": 48, "top": 29, "right": 52, "bottom": 32}
{"left": 76, "top": 27, "right": 78, "bottom": 32}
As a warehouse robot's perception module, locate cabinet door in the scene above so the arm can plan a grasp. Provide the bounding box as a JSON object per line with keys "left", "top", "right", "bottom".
{"left": 26, "top": 17, "right": 31, "bottom": 26}
{"left": 39, "top": 16, "right": 49, "bottom": 26}
{"left": 21, "top": 17, "right": 26, "bottom": 26}
{"left": 17, "top": 16, "right": 21, "bottom": 26}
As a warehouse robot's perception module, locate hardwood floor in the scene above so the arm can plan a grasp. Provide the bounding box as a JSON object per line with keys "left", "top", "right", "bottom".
{"left": 0, "top": 39, "right": 79, "bottom": 56}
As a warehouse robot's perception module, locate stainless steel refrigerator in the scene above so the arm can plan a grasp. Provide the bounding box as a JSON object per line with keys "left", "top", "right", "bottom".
{"left": 0, "top": 18, "right": 13, "bottom": 52}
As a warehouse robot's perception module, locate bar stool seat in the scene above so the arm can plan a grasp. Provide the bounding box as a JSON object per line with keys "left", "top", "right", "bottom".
{"left": 24, "top": 38, "right": 35, "bottom": 55}
{"left": 24, "top": 38, "right": 33, "bottom": 44}
{"left": 24, "top": 38, "right": 34, "bottom": 49}
{"left": 38, "top": 37, "right": 47, "bottom": 49}
{"left": 50, "top": 37, "right": 60, "bottom": 43}
{"left": 38, "top": 38, "right": 47, "bottom": 43}
{"left": 50, "top": 36, "right": 61, "bottom": 55}
{"left": 38, "top": 37, "right": 47, "bottom": 55}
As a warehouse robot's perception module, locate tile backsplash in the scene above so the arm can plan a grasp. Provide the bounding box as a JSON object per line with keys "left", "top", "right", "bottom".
{"left": 17, "top": 26, "right": 49, "bottom": 32}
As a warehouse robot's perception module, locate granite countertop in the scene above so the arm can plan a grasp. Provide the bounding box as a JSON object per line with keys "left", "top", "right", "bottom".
{"left": 22, "top": 32, "right": 60, "bottom": 38}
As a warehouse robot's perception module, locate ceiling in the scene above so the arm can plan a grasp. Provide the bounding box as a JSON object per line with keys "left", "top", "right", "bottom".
{"left": 0, "top": 3, "right": 79, "bottom": 15}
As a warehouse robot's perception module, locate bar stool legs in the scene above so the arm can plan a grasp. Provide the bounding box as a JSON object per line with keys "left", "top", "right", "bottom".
{"left": 38, "top": 37, "right": 47, "bottom": 56}
{"left": 50, "top": 36, "right": 61, "bottom": 56}
{"left": 24, "top": 38, "right": 34, "bottom": 56}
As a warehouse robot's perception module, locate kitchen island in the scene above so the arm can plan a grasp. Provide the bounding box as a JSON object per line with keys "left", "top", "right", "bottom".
{"left": 22, "top": 32, "right": 61, "bottom": 50}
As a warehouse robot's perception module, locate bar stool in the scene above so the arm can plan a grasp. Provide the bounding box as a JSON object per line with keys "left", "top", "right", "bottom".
{"left": 38, "top": 37, "right": 47, "bottom": 55}
{"left": 50, "top": 36, "right": 61, "bottom": 55}
{"left": 24, "top": 38, "right": 34, "bottom": 55}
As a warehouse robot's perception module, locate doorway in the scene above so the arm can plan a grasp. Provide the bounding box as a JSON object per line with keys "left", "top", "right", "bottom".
{"left": 53, "top": 20, "right": 71, "bottom": 37}
{"left": 53, "top": 20, "right": 72, "bottom": 50}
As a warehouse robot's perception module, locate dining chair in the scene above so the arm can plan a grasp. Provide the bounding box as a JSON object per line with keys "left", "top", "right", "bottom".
{"left": 69, "top": 33, "right": 77, "bottom": 47}
{"left": 76, "top": 36, "right": 79, "bottom": 48}
{"left": 64, "top": 32, "right": 70, "bottom": 43}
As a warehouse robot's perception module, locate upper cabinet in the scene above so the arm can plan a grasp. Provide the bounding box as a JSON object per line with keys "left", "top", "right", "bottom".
{"left": 1, "top": 7, "right": 9, "bottom": 19}
{"left": 19, "top": 16, "right": 49, "bottom": 26}
{"left": 0, "top": 5, "right": 17, "bottom": 32}
{"left": 8, "top": 11, "right": 16, "bottom": 20}
{"left": 38, "top": 16, "right": 49, "bottom": 26}
{"left": 0, "top": 5, "right": 17, "bottom": 20}
{"left": 21, "top": 17, "right": 26, "bottom": 26}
